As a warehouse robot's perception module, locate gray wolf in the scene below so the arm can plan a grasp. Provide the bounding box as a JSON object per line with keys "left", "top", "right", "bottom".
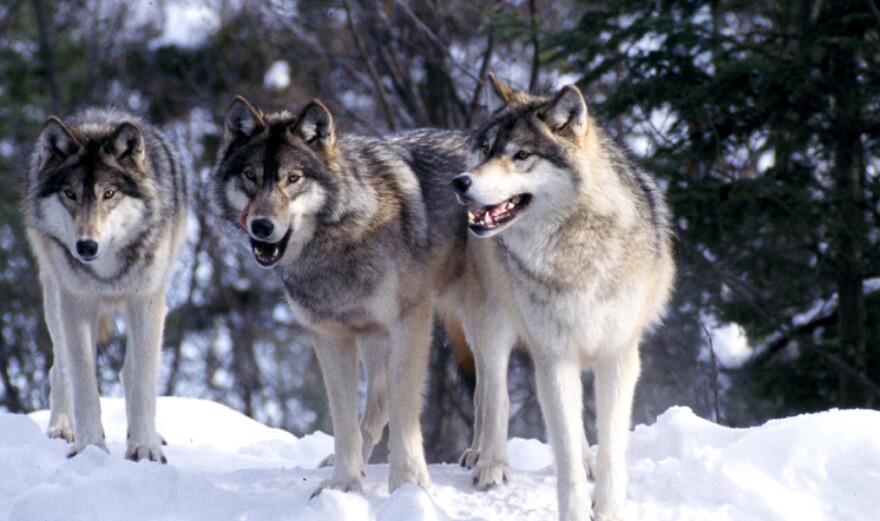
{"left": 209, "top": 96, "right": 469, "bottom": 494}
{"left": 24, "top": 107, "right": 189, "bottom": 462}
{"left": 452, "top": 75, "right": 675, "bottom": 521}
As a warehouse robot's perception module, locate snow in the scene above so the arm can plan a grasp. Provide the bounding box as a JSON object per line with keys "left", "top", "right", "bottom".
{"left": 707, "top": 322, "right": 752, "bottom": 369}
{"left": 2, "top": 398, "right": 879, "bottom": 521}
{"left": 150, "top": 4, "right": 220, "bottom": 50}
{"left": 264, "top": 61, "right": 292, "bottom": 90}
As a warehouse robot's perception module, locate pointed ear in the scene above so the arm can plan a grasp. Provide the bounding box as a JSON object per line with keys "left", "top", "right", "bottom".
{"left": 225, "top": 96, "right": 265, "bottom": 144}
{"left": 105, "top": 122, "right": 145, "bottom": 166}
{"left": 37, "top": 116, "right": 80, "bottom": 169}
{"left": 540, "top": 85, "right": 588, "bottom": 138}
{"left": 292, "top": 100, "right": 335, "bottom": 149}
{"left": 486, "top": 72, "right": 517, "bottom": 112}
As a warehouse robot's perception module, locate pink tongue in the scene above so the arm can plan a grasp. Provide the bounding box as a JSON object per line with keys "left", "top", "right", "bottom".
{"left": 238, "top": 206, "right": 249, "bottom": 233}
{"left": 489, "top": 202, "right": 508, "bottom": 219}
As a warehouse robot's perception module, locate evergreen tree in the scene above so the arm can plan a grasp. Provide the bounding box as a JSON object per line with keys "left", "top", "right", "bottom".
{"left": 551, "top": 0, "right": 880, "bottom": 421}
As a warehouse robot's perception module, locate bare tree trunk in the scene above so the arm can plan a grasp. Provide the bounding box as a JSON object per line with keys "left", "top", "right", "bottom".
{"left": 33, "top": 0, "right": 61, "bottom": 114}
{"left": 827, "top": 0, "right": 868, "bottom": 406}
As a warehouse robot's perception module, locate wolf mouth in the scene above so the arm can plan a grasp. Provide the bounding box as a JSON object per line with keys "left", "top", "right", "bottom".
{"left": 468, "top": 194, "right": 531, "bottom": 235}
{"left": 250, "top": 229, "right": 292, "bottom": 267}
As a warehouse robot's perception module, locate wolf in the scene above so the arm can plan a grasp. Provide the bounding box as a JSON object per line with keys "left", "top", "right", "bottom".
{"left": 24, "top": 108, "right": 189, "bottom": 462}
{"left": 451, "top": 75, "right": 675, "bottom": 521}
{"left": 209, "top": 96, "right": 469, "bottom": 494}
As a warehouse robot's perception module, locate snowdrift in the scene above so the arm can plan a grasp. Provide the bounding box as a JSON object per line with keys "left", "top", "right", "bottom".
{"left": 0, "top": 397, "right": 877, "bottom": 520}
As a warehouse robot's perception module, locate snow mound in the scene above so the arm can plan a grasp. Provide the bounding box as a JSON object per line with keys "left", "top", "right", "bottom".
{"left": 0, "top": 398, "right": 877, "bottom": 520}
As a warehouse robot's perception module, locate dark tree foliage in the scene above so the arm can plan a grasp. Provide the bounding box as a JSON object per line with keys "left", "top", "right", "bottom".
{"left": 550, "top": 0, "right": 880, "bottom": 421}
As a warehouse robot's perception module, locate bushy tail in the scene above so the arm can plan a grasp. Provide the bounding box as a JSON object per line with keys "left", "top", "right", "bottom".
{"left": 96, "top": 312, "right": 115, "bottom": 349}
{"left": 440, "top": 311, "right": 476, "bottom": 397}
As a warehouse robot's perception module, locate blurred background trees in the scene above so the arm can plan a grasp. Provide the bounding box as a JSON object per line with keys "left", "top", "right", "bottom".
{"left": 0, "top": 0, "right": 877, "bottom": 461}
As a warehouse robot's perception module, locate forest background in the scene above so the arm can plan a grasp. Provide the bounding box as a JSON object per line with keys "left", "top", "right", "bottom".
{"left": 0, "top": 0, "right": 877, "bottom": 463}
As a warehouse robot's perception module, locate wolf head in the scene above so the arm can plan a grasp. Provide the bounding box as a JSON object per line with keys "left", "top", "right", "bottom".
{"left": 29, "top": 115, "right": 152, "bottom": 263}
{"left": 211, "top": 96, "right": 338, "bottom": 269}
{"left": 453, "top": 74, "right": 592, "bottom": 238}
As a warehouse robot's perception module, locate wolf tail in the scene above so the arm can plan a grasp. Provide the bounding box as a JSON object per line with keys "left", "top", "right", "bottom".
{"left": 440, "top": 311, "right": 476, "bottom": 397}
{"left": 96, "top": 312, "right": 115, "bottom": 349}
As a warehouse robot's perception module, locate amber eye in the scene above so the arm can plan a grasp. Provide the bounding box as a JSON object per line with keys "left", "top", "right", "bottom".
{"left": 287, "top": 173, "right": 301, "bottom": 184}
{"left": 242, "top": 167, "right": 256, "bottom": 180}
{"left": 513, "top": 150, "right": 531, "bottom": 161}
{"left": 103, "top": 189, "right": 116, "bottom": 200}
{"left": 63, "top": 188, "right": 76, "bottom": 200}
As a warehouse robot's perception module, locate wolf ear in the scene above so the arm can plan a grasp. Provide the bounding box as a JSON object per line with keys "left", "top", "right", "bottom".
{"left": 225, "top": 96, "right": 265, "bottom": 143}
{"left": 37, "top": 116, "right": 80, "bottom": 169}
{"left": 541, "top": 85, "right": 588, "bottom": 138}
{"left": 105, "top": 122, "right": 146, "bottom": 167}
{"left": 486, "top": 73, "right": 516, "bottom": 111}
{"left": 292, "top": 100, "right": 335, "bottom": 150}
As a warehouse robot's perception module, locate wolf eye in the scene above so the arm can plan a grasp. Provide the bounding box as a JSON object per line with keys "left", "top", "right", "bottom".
{"left": 287, "top": 174, "right": 301, "bottom": 184}
{"left": 103, "top": 189, "right": 116, "bottom": 200}
{"left": 63, "top": 189, "right": 76, "bottom": 200}
{"left": 242, "top": 167, "right": 256, "bottom": 181}
{"left": 513, "top": 150, "right": 532, "bottom": 161}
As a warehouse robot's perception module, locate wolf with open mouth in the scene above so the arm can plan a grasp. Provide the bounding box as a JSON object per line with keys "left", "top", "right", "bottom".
{"left": 452, "top": 75, "right": 675, "bottom": 521}
{"left": 209, "top": 96, "right": 472, "bottom": 496}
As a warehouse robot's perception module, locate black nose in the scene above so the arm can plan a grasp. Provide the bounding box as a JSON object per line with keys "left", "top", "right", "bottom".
{"left": 76, "top": 239, "right": 99, "bottom": 260}
{"left": 452, "top": 175, "right": 472, "bottom": 195}
{"left": 250, "top": 218, "right": 275, "bottom": 240}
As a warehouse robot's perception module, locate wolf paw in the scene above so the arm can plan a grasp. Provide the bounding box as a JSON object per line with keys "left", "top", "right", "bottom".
{"left": 48, "top": 426, "right": 75, "bottom": 444}
{"left": 310, "top": 474, "right": 365, "bottom": 499}
{"left": 472, "top": 460, "right": 510, "bottom": 490}
{"left": 389, "top": 460, "right": 430, "bottom": 491}
{"left": 67, "top": 441, "right": 110, "bottom": 458}
{"left": 459, "top": 448, "right": 480, "bottom": 468}
{"left": 125, "top": 442, "right": 167, "bottom": 464}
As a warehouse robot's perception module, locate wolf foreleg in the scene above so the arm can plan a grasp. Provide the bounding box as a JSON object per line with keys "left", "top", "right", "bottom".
{"left": 534, "top": 356, "right": 591, "bottom": 521}
{"left": 592, "top": 342, "right": 640, "bottom": 521}
{"left": 59, "top": 290, "right": 107, "bottom": 457}
{"left": 121, "top": 292, "right": 167, "bottom": 463}
{"left": 312, "top": 332, "right": 364, "bottom": 496}
{"left": 387, "top": 299, "right": 432, "bottom": 491}
{"left": 43, "top": 275, "right": 74, "bottom": 443}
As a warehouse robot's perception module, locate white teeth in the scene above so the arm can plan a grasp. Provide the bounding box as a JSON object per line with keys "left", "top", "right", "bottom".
{"left": 511, "top": 195, "right": 522, "bottom": 205}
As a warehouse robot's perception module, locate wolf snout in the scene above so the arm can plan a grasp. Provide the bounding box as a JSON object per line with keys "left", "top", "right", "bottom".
{"left": 452, "top": 174, "right": 472, "bottom": 196}
{"left": 75, "top": 239, "right": 99, "bottom": 261}
{"left": 250, "top": 218, "right": 275, "bottom": 240}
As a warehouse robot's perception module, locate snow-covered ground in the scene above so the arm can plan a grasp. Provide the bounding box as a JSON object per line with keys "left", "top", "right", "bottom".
{"left": 2, "top": 397, "right": 878, "bottom": 520}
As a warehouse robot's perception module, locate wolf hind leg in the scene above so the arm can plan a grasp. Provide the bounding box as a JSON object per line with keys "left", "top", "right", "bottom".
{"left": 460, "top": 305, "right": 516, "bottom": 489}
{"left": 121, "top": 292, "right": 168, "bottom": 463}
{"left": 359, "top": 336, "right": 390, "bottom": 464}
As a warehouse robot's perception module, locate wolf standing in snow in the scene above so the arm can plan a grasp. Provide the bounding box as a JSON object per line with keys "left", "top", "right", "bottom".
{"left": 209, "top": 96, "right": 469, "bottom": 494}
{"left": 452, "top": 76, "right": 675, "bottom": 521}
{"left": 24, "top": 108, "right": 189, "bottom": 462}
